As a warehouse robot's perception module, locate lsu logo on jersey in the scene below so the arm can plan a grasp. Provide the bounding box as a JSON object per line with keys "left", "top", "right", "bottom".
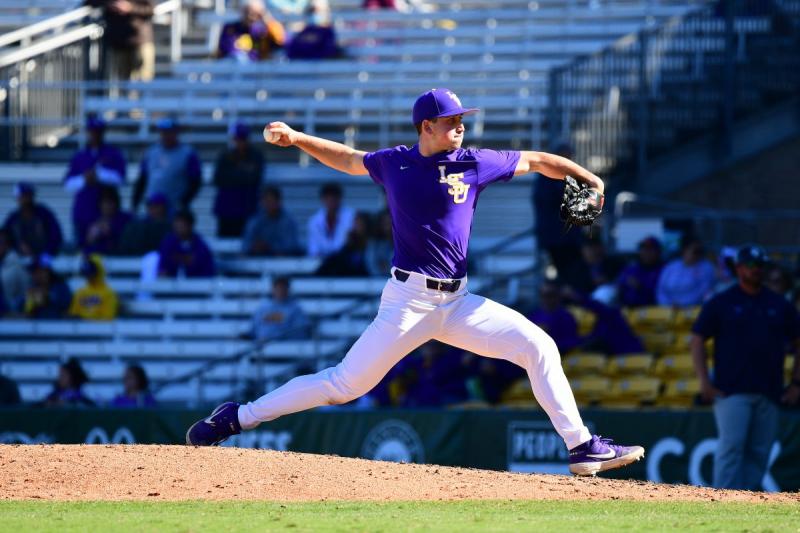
{"left": 438, "top": 165, "right": 470, "bottom": 204}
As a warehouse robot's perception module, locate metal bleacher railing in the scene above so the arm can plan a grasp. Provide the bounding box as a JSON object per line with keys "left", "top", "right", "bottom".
{"left": 0, "top": 0, "right": 185, "bottom": 160}
{"left": 548, "top": 0, "right": 800, "bottom": 185}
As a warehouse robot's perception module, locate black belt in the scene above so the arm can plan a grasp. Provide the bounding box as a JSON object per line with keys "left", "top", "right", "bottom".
{"left": 393, "top": 269, "right": 461, "bottom": 293}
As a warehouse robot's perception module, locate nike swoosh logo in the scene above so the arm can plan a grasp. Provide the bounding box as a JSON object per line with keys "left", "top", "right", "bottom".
{"left": 586, "top": 450, "right": 616, "bottom": 460}
{"left": 203, "top": 416, "right": 216, "bottom": 426}
{"left": 400, "top": 165, "right": 409, "bottom": 170}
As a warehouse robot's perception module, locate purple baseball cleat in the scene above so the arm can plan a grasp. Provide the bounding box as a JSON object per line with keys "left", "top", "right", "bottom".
{"left": 568, "top": 435, "right": 645, "bottom": 476}
{"left": 186, "top": 402, "right": 242, "bottom": 446}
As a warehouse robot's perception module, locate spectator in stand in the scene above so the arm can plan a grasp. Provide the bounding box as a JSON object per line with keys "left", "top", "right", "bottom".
{"left": 213, "top": 123, "right": 265, "bottom": 237}
{"left": 248, "top": 276, "right": 310, "bottom": 342}
{"left": 390, "top": 341, "right": 470, "bottom": 407}
{"left": 217, "top": 0, "right": 286, "bottom": 63}
{"left": 0, "top": 373, "right": 21, "bottom": 405}
{"left": 616, "top": 236, "right": 664, "bottom": 308}
{"left": 157, "top": 210, "right": 215, "bottom": 278}
{"left": 657, "top": 236, "right": 717, "bottom": 307}
{"left": 532, "top": 142, "right": 584, "bottom": 278}
{"left": 526, "top": 280, "right": 581, "bottom": 355}
{"left": 286, "top": 3, "right": 341, "bottom": 60}
{"left": 560, "top": 237, "right": 622, "bottom": 298}
{"left": 86, "top": 0, "right": 155, "bottom": 82}
{"left": 691, "top": 245, "right": 800, "bottom": 490}
{"left": 43, "top": 358, "right": 94, "bottom": 407}
{"left": 117, "top": 192, "right": 171, "bottom": 256}
{"left": 241, "top": 186, "right": 301, "bottom": 256}
{"left": 68, "top": 254, "right": 118, "bottom": 321}
{"left": 132, "top": 117, "right": 202, "bottom": 214}
{"left": 3, "top": 182, "right": 63, "bottom": 258}
{"left": 563, "top": 286, "right": 644, "bottom": 356}
{"left": 23, "top": 254, "right": 72, "bottom": 319}
{"left": 316, "top": 212, "right": 371, "bottom": 277}
{"left": 0, "top": 228, "right": 29, "bottom": 316}
{"left": 63, "top": 117, "right": 126, "bottom": 247}
{"left": 110, "top": 364, "right": 157, "bottom": 407}
{"left": 764, "top": 264, "right": 794, "bottom": 300}
{"left": 307, "top": 182, "right": 355, "bottom": 258}
{"left": 83, "top": 186, "right": 132, "bottom": 254}
{"left": 365, "top": 210, "right": 393, "bottom": 276}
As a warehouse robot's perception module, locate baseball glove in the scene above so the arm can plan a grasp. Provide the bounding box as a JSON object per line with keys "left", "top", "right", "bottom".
{"left": 560, "top": 175, "right": 604, "bottom": 228}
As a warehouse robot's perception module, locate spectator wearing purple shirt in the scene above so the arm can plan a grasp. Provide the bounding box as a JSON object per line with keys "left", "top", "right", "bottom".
{"left": 132, "top": 118, "right": 202, "bottom": 214}
{"left": 212, "top": 123, "right": 264, "bottom": 237}
{"left": 43, "top": 358, "right": 94, "bottom": 407}
{"left": 110, "top": 365, "right": 157, "bottom": 407}
{"left": 84, "top": 186, "right": 133, "bottom": 254}
{"left": 616, "top": 236, "right": 664, "bottom": 307}
{"left": 63, "top": 117, "right": 126, "bottom": 246}
{"left": 657, "top": 236, "right": 717, "bottom": 307}
{"left": 286, "top": 4, "right": 341, "bottom": 60}
{"left": 158, "top": 210, "right": 216, "bottom": 278}
{"left": 3, "top": 183, "right": 62, "bottom": 258}
{"left": 527, "top": 280, "right": 581, "bottom": 355}
{"left": 217, "top": 0, "right": 285, "bottom": 62}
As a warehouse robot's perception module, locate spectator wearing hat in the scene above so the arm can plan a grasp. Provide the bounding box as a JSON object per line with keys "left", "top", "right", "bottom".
{"left": 657, "top": 236, "right": 717, "bottom": 307}
{"left": 83, "top": 186, "right": 133, "bottom": 255}
{"left": 68, "top": 254, "right": 118, "bottom": 321}
{"left": 217, "top": 0, "right": 286, "bottom": 62}
{"left": 212, "top": 123, "right": 265, "bottom": 237}
{"left": 110, "top": 364, "right": 157, "bottom": 407}
{"left": 3, "top": 183, "right": 63, "bottom": 258}
{"left": 22, "top": 254, "right": 72, "bottom": 319}
{"left": 117, "top": 192, "right": 171, "bottom": 256}
{"left": 63, "top": 117, "right": 126, "bottom": 247}
{"left": 616, "top": 236, "right": 664, "bottom": 307}
{"left": 307, "top": 182, "right": 355, "bottom": 258}
{"left": 691, "top": 245, "right": 800, "bottom": 490}
{"left": 242, "top": 186, "right": 301, "bottom": 256}
{"left": 86, "top": 0, "right": 155, "bottom": 82}
{"left": 531, "top": 142, "right": 584, "bottom": 278}
{"left": 43, "top": 358, "right": 94, "bottom": 407}
{"left": 157, "top": 210, "right": 216, "bottom": 278}
{"left": 0, "top": 228, "right": 29, "bottom": 316}
{"left": 286, "top": 2, "right": 341, "bottom": 60}
{"left": 132, "top": 118, "right": 202, "bottom": 214}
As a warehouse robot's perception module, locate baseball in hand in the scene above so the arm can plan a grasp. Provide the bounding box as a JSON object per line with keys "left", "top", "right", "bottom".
{"left": 263, "top": 127, "right": 281, "bottom": 144}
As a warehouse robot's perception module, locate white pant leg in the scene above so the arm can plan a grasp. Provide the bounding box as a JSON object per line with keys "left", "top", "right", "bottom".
{"left": 436, "top": 292, "right": 591, "bottom": 450}
{"left": 238, "top": 278, "right": 440, "bottom": 429}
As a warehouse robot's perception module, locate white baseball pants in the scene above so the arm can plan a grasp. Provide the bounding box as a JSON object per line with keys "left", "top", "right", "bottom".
{"left": 238, "top": 269, "right": 592, "bottom": 450}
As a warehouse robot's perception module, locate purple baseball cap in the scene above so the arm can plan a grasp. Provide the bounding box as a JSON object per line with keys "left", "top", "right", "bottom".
{"left": 412, "top": 88, "right": 479, "bottom": 125}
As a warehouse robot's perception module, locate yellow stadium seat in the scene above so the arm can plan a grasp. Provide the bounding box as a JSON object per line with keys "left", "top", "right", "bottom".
{"left": 569, "top": 376, "right": 611, "bottom": 405}
{"left": 625, "top": 306, "right": 675, "bottom": 333}
{"left": 567, "top": 306, "right": 596, "bottom": 336}
{"left": 674, "top": 306, "right": 701, "bottom": 331}
{"left": 601, "top": 377, "right": 661, "bottom": 407}
{"left": 641, "top": 331, "right": 674, "bottom": 355}
{"left": 563, "top": 352, "right": 607, "bottom": 376}
{"left": 500, "top": 378, "right": 534, "bottom": 404}
{"left": 606, "top": 353, "right": 654, "bottom": 376}
{"left": 786, "top": 356, "right": 796, "bottom": 382}
{"left": 654, "top": 353, "right": 696, "bottom": 379}
{"left": 657, "top": 378, "right": 700, "bottom": 407}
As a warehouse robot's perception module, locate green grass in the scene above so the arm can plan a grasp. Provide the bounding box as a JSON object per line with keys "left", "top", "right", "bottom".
{"left": 0, "top": 500, "right": 798, "bottom": 532}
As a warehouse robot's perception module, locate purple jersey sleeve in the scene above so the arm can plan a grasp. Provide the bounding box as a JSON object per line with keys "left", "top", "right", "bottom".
{"left": 363, "top": 148, "right": 396, "bottom": 186}
{"left": 472, "top": 149, "right": 521, "bottom": 188}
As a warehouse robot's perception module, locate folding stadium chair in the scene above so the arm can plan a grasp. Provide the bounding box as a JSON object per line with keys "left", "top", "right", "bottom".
{"left": 601, "top": 377, "right": 662, "bottom": 408}
{"left": 606, "top": 353, "right": 654, "bottom": 377}
{"left": 562, "top": 352, "right": 607, "bottom": 377}
{"left": 640, "top": 331, "right": 675, "bottom": 356}
{"left": 624, "top": 306, "right": 674, "bottom": 334}
{"left": 653, "top": 353, "right": 696, "bottom": 379}
{"left": 673, "top": 306, "right": 701, "bottom": 332}
{"left": 657, "top": 378, "right": 701, "bottom": 408}
{"left": 568, "top": 376, "right": 611, "bottom": 406}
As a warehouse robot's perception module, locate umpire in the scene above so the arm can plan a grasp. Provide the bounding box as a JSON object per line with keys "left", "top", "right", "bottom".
{"left": 691, "top": 245, "right": 800, "bottom": 490}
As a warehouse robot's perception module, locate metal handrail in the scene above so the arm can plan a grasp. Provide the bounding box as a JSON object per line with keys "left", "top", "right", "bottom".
{"left": 0, "top": 6, "right": 97, "bottom": 49}
{"left": 0, "top": 23, "right": 103, "bottom": 68}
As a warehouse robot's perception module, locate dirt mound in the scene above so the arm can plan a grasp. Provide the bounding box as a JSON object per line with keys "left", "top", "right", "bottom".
{"left": 0, "top": 445, "right": 796, "bottom": 503}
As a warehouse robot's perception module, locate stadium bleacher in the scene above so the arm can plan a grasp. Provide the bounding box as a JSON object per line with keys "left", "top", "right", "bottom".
{"left": 6, "top": 0, "right": 763, "bottom": 408}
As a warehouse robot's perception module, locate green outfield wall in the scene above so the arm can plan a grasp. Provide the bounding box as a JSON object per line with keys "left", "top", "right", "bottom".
{"left": 2, "top": 408, "right": 799, "bottom": 491}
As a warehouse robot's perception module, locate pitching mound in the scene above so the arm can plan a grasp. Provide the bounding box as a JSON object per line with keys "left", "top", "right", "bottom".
{"left": 1, "top": 444, "right": 797, "bottom": 503}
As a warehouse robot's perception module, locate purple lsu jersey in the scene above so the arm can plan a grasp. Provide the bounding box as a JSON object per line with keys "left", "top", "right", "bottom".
{"left": 363, "top": 145, "right": 520, "bottom": 279}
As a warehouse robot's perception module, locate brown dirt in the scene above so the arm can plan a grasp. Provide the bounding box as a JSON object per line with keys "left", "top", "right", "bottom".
{"left": 0, "top": 444, "right": 797, "bottom": 503}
